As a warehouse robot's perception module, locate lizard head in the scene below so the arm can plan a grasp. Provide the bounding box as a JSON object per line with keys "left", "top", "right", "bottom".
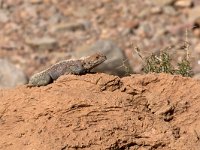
{"left": 82, "top": 53, "right": 107, "bottom": 70}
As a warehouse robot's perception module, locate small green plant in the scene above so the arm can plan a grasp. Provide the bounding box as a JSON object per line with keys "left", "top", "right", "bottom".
{"left": 143, "top": 51, "right": 175, "bottom": 74}
{"left": 176, "top": 58, "right": 193, "bottom": 77}
{"left": 134, "top": 28, "right": 194, "bottom": 77}
{"left": 142, "top": 51, "right": 193, "bottom": 77}
{"left": 175, "top": 28, "right": 193, "bottom": 77}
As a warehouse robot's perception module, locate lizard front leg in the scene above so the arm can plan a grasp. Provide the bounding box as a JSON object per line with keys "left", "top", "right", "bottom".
{"left": 28, "top": 72, "right": 53, "bottom": 87}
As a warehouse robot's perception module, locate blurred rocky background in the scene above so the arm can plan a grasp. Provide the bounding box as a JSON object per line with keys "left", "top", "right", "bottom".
{"left": 0, "top": 0, "right": 200, "bottom": 88}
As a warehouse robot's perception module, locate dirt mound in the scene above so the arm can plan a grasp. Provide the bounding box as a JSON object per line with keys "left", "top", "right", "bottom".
{"left": 1, "top": 73, "right": 200, "bottom": 150}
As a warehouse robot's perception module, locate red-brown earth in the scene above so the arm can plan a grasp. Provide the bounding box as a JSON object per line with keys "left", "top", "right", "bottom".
{"left": 1, "top": 73, "right": 200, "bottom": 150}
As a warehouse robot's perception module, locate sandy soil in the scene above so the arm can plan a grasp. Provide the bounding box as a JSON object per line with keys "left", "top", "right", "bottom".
{"left": 0, "top": 73, "right": 200, "bottom": 150}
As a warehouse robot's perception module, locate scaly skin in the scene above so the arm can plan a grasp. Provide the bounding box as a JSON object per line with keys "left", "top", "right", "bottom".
{"left": 27, "top": 53, "right": 106, "bottom": 87}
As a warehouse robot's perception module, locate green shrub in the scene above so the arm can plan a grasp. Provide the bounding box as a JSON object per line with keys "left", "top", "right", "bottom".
{"left": 142, "top": 50, "right": 193, "bottom": 77}
{"left": 176, "top": 58, "right": 193, "bottom": 77}
{"left": 143, "top": 51, "right": 174, "bottom": 74}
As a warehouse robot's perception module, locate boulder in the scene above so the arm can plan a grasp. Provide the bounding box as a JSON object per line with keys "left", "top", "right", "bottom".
{"left": 74, "top": 40, "right": 133, "bottom": 77}
{"left": 0, "top": 59, "right": 28, "bottom": 88}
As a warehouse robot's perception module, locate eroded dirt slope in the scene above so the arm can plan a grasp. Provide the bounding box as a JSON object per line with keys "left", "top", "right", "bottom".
{"left": 0, "top": 73, "right": 200, "bottom": 150}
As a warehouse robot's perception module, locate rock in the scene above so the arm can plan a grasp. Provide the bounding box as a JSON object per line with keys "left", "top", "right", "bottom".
{"left": 121, "top": 20, "right": 140, "bottom": 35}
{"left": 152, "top": 0, "right": 175, "bottom": 6}
{"left": 138, "top": 8, "right": 150, "bottom": 18}
{"left": 30, "top": 0, "right": 43, "bottom": 4}
{"left": 153, "top": 28, "right": 168, "bottom": 39}
{"left": 166, "top": 22, "right": 193, "bottom": 35}
{"left": 193, "top": 72, "right": 200, "bottom": 79}
{"left": 74, "top": 40, "right": 133, "bottom": 77}
{"left": 72, "top": 7, "right": 91, "bottom": 17}
{"left": 194, "top": 43, "right": 200, "bottom": 54}
{"left": 124, "top": 20, "right": 140, "bottom": 29}
{"left": 49, "top": 20, "right": 91, "bottom": 33}
{"left": 188, "top": 6, "right": 200, "bottom": 22}
{"left": 193, "top": 28, "right": 200, "bottom": 37}
{"left": 191, "top": 58, "right": 200, "bottom": 74}
{"left": 121, "top": 28, "right": 132, "bottom": 36}
{"left": 136, "top": 22, "right": 152, "bottom": 38}
{"left": 18, "top": 6, "right": 37, "bottom": 21}
{"left": 174, "top": 0, "right": 193, "bottom": 7}
{"left": 0, "top": 9, "right": 9, "bottom": 23}
{"left": 48, "top": 13, "right": 61, "bottom": 25}
{"left": 25, "top": 36, "right": 58, "bottom": 50}
{"left": 150, "top": 6, "right": 163, "bottom": 14}
{"left": 163, "top": 6, "right": 177, "bottom": 16}
{"left": 194, "top": 17, "right": 200, "bottom": 26}
{"left": 193, "top": 0, "right": 200, "bottom": 5}
{"left": 0, "top": 59, "right": 28, "bottom": 88}
{"left": 3, "top": 0, "right": 22, "bottom": 8}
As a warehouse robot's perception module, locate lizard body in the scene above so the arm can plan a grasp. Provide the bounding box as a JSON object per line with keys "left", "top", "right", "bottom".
{"left": 28, "top": 53, "right": 106, "bottom": 87}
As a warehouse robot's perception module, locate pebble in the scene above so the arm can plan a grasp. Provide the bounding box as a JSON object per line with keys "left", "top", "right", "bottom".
{"left": 49, "top": 20, "right": 91, "bottom": 33}
{"left": 174, "top": 0, "right": 193, "bottom": 8}
{"left": 152, "top": 0, "right": 175, "bottom": 6}
{"left": 193, "top": 73, "right": 200, "bottom": 79}
{"left": 163, "top": 6, "right": 177, "bottom": 16}
{"left": 25, "top": 36, "right": 57, "bottom": 50}
{"left": 30, "top": 0, "right": 43, "bottom": 4}
{"left": 0, "top": 9, "right": 9, "bottom": 23}
{"left": 188, "top": 6, "right": 200, "bottom": 22}
{"left": 150, "top": 7, "right": 162, "bottom": 14}
{"left": 0, "top": 59, "right": 28, "bottom": 88}
{"left": 194, "top": 43, "right": 200, "bottom": 54}
{"left": 193, "top": 28, "right": 200, "bottom": 37}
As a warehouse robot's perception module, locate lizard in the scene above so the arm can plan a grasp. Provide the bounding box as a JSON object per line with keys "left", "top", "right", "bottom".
{"left": 27, "top": 53, "right": 106, "bottom": 87}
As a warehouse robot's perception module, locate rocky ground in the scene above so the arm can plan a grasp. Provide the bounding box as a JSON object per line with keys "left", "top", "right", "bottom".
{"left": 1, "top": 0, "right": 200, "bottom": 149}
{"left": 1, "top": 0, "right": 200, "bottom": 87}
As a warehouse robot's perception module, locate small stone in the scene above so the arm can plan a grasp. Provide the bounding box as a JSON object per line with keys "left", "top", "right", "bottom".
{"left": 153, "top": 28, "right": 168, "bottom": 39}
{"left": 72, "top": 7, "right": 91, "bottom": 17}
{"left": 138, "top": 8, "right": 150, "bottom": 18}
{"left": 166, "top": 23, "right": 193, "bottom": 35}
{"left": 174, "top": 0, "right": 193, "bottom": 8}
{"left": 152, "top": 0, "right": 175, "bottom": 6}
{"left": 0, "top": 9, "right": 9, "bottom": 23}
{"left": 193, "top": 73, "right": 200, "bottom": 79}
{"left": 49, "top": 20, "right": 91, "bottom": 33}
{"left": 21, "top": 6, "right": 37, "bottom": 20}
{"left": 3, "top": 0, "right": 22, "bottom": 8}
{"left": 0, "top": 59, "right": 28, "bottom": 88}
{"left": 121, "top": 28, "right": 132, "bottom": 36}
{"left": 48, "top": 14, "right": 61, "bottom": 25}
{"left": 151, "top": 6, "right": 162, "bottom": 14}
{"left": 188, "top": 6, "right": 200, "bottom": 22}
{"left": 136, "top": 22, "right": 152, "bottom": 38}
{"left": 30, "top": 0, "right": 43, "bottom": 4}
{"left": 193, "top": 28, "right": 200, "bottom": 37}
{"left": 194, "top": 17, "right": 200, "bottom": 26}
{"left": 125, "top": 20, "right": 140, "bottom": 29}
{"left": 193, "top": 0, "right": 200, "bottom": 5}
{"left": 121, "top": 20, "right": 139, "bottom": 35}
{"left": 74, "top": 40, "right": 133, "bottom": 77}
{"left": 25, "top": 36, "right": 57, "bottom": 50}
{"left": 163, "top": 6, "right": 177, "bottom": 16}
{"left": 193, "top": 18, "right": 200, "bottom": 38}
{"left": 194, "top": 43, "right": 200, "bottom": 54}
